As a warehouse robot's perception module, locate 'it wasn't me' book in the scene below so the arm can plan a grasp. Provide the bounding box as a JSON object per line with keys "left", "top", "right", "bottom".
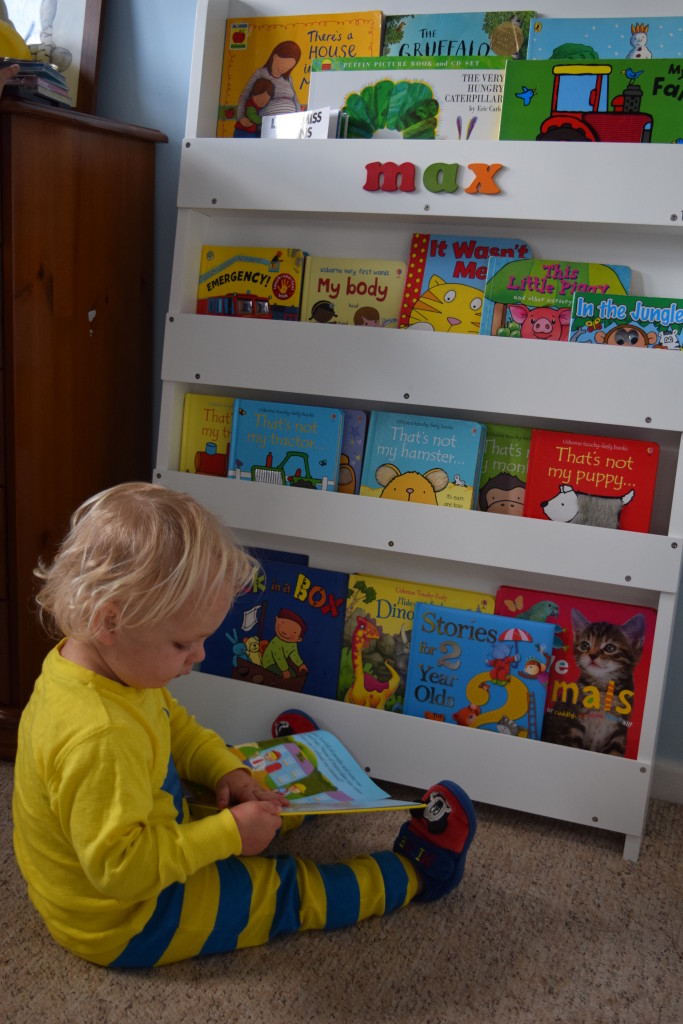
{"left": 196, "top": 245, "right": 306, "bottom": 321}
{"left": 300, "top": 256, "right": 407, "bottom": 327}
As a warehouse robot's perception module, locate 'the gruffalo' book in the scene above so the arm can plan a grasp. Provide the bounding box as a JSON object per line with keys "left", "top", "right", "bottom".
{"left": 523, "top": 429, "right": 660, "bottom": 533}
{"left": 382, "top": 11, "right": 534, "bottom": 60}
{"left": 196, "top": 245, "right": 306, "bottom": 321}
{"left": 201, "top": 557, "right": 348, "bottom": 701}
{"left": 338, "top": 573, "right": 495, "bottom": 713}
{"left": 495, "top": 585, "right": 657, "bottom": 759}
{"left": 301, "top": 257, "right": 407, "bottom": 327}
{"left": 403, "top": 605, "right": 556, "bottom": 740}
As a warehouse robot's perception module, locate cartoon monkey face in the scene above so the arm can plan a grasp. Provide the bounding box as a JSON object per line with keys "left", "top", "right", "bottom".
{"left": 595, "top": 324, "right": 656, "bottom": 348}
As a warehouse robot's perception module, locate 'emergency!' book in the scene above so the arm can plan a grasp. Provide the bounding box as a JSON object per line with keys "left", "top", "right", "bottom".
{"left": 495, "top": 586, "right": 657, "bottom": 759}
{"left": 383, "top": 12, "right": 534, "bottom": 60}
{"left": 569, "top": 293, "right": 683, "bottom": 350}
{"left": 523, "top": 429, "right": 659, "bottom": 533}
{"left": 196, "top": 246, "right": 306, "bottom": 322}
{"left": 403, "top": 606, "right": 556, "bottom": 739}
{"left": 399, "top": 233, "right": 531, "bottom": 334}
{"left": 178, "top": 393, "right": 234, "bottom": 475}
{"left": 479, "top": 257, "right": 631, "bottom": 340}
{"left": 300, "top": 256, "right": 407, "bottom": 327}
{"left": 477, "top": 423, "right": 532, "bottom": 516}
{"left": 201, "top": 558, "right": 348, "bottom": 701}
{"left": 338, "top": 573, "right": 495, "bottom": 713}
{"left": 526, "top": 17, "right": 683, "bottom": 61}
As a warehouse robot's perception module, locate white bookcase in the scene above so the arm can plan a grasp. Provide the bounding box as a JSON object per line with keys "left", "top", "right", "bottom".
{"left": 156, "top": 0, "right": 683, "bottom": 860}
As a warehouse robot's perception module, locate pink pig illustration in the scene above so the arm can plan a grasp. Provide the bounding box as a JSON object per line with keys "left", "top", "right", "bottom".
{"left": 508, "top": 304, "right": 571, "bottom": 341}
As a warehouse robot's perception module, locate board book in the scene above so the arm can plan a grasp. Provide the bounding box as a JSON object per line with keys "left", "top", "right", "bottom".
{"left": 300, "top": 256, "right": 407, "bottom": 327}
{"left": 338, "top": 573, "right": 495, "bottom": 713}
{"left": 196, "top": 245, "right": 306, "bottom": 322}
{"left": 308, "top": 55, "right": 507, "bottom": 141}
{"left": 178, "top": 393, "right": 234, "bottom": 475}
{"left": 382, "top": 12, "right": 534, "bottom": 60}
{"left": 399, "top": 233, "right": 531, "bottom": 334}
{"left": 200, "top": 557, "right": 348, "bottom": 701}
{"left": 499, "top": 57, "right": 683, "bottom": 144}
{"left": 495, "top": 585, "right": 657, "bottom": 759}
{"left": 216, "top": 11, "right": 383, "bottom": 137}
{"left": 569, "top": 293, "right": 683, "bottom": 350}
{"left": 227, "top": 399, "right": 344, "bottom": 492}
{"left": 477, "top": 423, "right": 532, "bottom": 516}
{"left": 523, "top": 429, "right": 659, "bottom": 533}
{"left": 359, "top": 410, "right": 486, "bottom": 510}
{"left": 478, "top": 257, "right": 631, "bottom": 340}
{"left": 337, "top": 408, "right": 367, "bottom": 495}
{"left": 403, "top": 606, "right": 556, "bottom": 739}
{"left": 526, "top": 17, "right": 683, "bottom": 61}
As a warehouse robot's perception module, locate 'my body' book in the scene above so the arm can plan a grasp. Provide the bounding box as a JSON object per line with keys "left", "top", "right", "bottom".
{"left": 300, "top": 256, "right": 407, "bottom": 327}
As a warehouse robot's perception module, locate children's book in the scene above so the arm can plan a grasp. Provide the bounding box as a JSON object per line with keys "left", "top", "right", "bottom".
{"left": 403, "top": 605, "right": 556, "bottom": 739}
{"left": 178, "top": 393, "right": 234, "bottom": 475}
{"left": 337, "top": 409, "right": 368, "bottom": 495}
{"left": 359, "top": 411, "right": 486, "bottom": 510}
{"left": 183, "top": 730, "right": 425, "bottom": 817}
{"left": 569, "top": 293, "right": 683, "bottom": 350}
{"left": 526, "top": 17, "right": 683, "bottom": 61}
{"left": 382, "top": 12, "right": 535, "bottom": 60}
{"left": 477, "top": 423, "right": 532, "bottom": 516}
{"left": 216, "top": 11, "right": 384, "bottom": 137}
{"left": 523, "top": 429, "right": 659, "bottom": 533}
{"left": 479, "top": 257, "right": 631, "bottom": 340}
{"left": 200, "top": 558, "right": 348, "bottom": 701}
{"left": 499, "top": 57, "right": 683, "bottom": 144}
{"left": 227, "top": 399, "right": 344, "bottom": 492}
{"left": 399, "top": 233, "right": 531, "bottom": 334}
{"left": 259, "top": 106, "right": 349, "bottom": 139}
{"left": 300, "top": 256, "right": 407, "bottom": 328}
{"left": 196, "top": 245, "right": 306, "bottom": 322}
{"left": 495, "top": 585, "right": 657, "bottom": 759}
{"left": 338, "top": 573, "right": 495, "bottom": 713}
{"left": 308, "top": 55, "right": 507, "bottom": 141}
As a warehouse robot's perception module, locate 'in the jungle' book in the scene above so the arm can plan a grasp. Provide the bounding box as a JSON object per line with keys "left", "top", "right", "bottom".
{"left": 569, "top": 293, "right": 683, "bottom": 350}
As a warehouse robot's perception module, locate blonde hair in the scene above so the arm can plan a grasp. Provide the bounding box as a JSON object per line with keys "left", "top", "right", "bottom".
{"left": 35, "top": 482, "right": 258, "bottom": 641}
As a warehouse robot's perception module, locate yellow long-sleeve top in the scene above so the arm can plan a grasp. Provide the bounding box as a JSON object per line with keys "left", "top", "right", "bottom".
{"left": 13, "top": 642, "right": 247, "bottom": 963}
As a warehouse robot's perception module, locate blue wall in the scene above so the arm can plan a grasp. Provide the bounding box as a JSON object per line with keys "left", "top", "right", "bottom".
{"left": 96, "top": 0, "right": 682, "bottom": 774}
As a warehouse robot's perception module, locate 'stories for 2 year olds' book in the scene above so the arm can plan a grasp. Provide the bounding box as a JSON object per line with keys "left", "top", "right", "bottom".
{"left": 196, "top": 245, "right": 306, "bottom": 321}
{"left": 477, "top": 423, "right": 532, "bottom": 516}
{"left": 569, "top": 293, "right": 683, "bottom": 350}
{"left": 383, "top": 12, "right": 534, "bottom": 60}
{"left": 300, "top": 256, "right": 407, "bottom": 327}
{"left": 178, "top": 393, "right": 234, "bottom": 475}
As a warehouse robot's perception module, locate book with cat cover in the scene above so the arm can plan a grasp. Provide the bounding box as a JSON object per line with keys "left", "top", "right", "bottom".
{"left": 196, "top": 245, "right": 306, "bottom": 322}
{"left": 399, "top": 233, "right": 531, "bottom": 334}
{"left": 178, "top": 393, "right": 234, "bottom": 475}
{"left": 201, "top": 557, "right": 348, "bottom": 701}
{"left": 338, "top": 573, "right": 495, "bottom": 713}
{"left": 308, "top": 55, "right": 507, "bottom": 141}
{"left": 477, "top": 423, "right": 532, "bottom": 516}
{"left": 359, "top": 410, "right": 486, "bottom": 510}
{"left": 568, "top": 293, "right": 683, "bottom": 350}
{"left": 499, "top": 57, "right": 683, "bottom": 144}
{"left": 523, "top": 429, "right": 659, "bottom": 533}
{"left": 227, "top": 399, "right": 344, "bottom": 492}
{"left": 526, "top": 16, "right": 683, "bottom": 61}
{"left": 478, "top": 257, "right": 631, "bottom": 340}
{"left": 300, "top": 256, "right": 407, "bottom": 328}
{"left": 216, "top": 11, "right": 383, "bottom": 137}
{"left": 337, "top": 408, "right": 368, "bottom": 495}
{"left": 382, "top": 12, "right": 534, "bottom": 60}
{"left": 403, "top": 606, "right": 556, "bottom": 739}
{"left": 495, "top": 585, "right": 657, "bottom": 759}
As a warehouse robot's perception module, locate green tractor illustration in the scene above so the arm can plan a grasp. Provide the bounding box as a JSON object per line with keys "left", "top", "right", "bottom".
{"left": 251, "top": 451, "right": 327, "bottom": 489}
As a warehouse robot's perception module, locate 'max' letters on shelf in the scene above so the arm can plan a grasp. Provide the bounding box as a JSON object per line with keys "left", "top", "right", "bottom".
{"left": 363, "top": 160, "right": 504, "bottom": 195}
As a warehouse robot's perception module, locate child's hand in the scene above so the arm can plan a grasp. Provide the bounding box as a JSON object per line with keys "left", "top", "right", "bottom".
{"left": 215, "top": 768, "right": 289, "bottom": 811}
{"left": 228, "top": 800, "right": 284, "bottom": 855}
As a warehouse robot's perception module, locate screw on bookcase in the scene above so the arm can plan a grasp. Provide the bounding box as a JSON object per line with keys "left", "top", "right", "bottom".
{"left": 195, "top": 373, "right": 201, "bottom": 379}
{"left": 403, "top": 393, "right": 410, "bottom": 399}
{"left": 640, "top": 766, "right": 647, "bottom": 774}
{"left": 211, "top": 198, "right": 218, "bottom": 205}
{"left": 424, "top": 205, "right": 431, "bottom": 211}
{"left": 645, "top": 416, "right": 652, "bottom": 423}
{"left": 185, "top": 141, "right": 191, "bottom": 148}
{"left": 672, "top": 542, "right": 679, "bottom": 549}
{"left": 592, "top": 816, "right": 599, "bottom": 822}
{"left": 625, "top": 575, "right": 632, "bottom": 582}
{"left": 670, "top": 213, "right": 678, "bottom": 221}
{"left": 388, "top": 540, "right": 395, "bottom": 547}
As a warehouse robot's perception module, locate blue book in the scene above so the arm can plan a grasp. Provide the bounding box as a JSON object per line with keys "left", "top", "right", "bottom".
{"left": 337, "top": 408, "right": 368, "bottom": 495}
{"left": 359, "top": 410, "right": 486, "bottom": 510}
{"left": 227, "top": 399, "right": 344, "bottom": 492}
{"left": 527, "top": 17, "right": 683, "bottom": 60}
{"left": 382, "top": 12, "right": 534, "bottom": 60}
{"left": 201, "top": 558, "right": 348, "bottom": 701}
{"left": 403, "top": 605, "right": 556, "bottom": 739}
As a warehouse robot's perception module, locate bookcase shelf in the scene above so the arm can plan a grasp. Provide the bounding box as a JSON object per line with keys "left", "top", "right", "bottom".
{"left": 156, "top": 0, "right": 683, "bottom": 861}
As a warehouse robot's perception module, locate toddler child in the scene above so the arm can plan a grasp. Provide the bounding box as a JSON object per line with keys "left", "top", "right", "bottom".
{"left": 13, "top": 482, "right": 476, "bottom": 967}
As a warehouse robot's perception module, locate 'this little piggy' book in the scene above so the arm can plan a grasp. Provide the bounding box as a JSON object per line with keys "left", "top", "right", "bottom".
{"left": 383, "top": 12, "right": 534, "bottom": 60}
{"left": 196, "top": 245, "right": 306, "bottom": 321}
{"left": 569, "top": 293, "right": 683, "bottom": 350}
{"left": 403, "top": 606, "right": 556, "bottom": 739}
{"left": 300, "top": 256, "right": 407, "bottom": 327}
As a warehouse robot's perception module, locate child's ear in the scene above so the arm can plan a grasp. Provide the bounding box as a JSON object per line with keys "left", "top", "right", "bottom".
{"left": 93, "top": 602, "right": 122, "bottom": 645}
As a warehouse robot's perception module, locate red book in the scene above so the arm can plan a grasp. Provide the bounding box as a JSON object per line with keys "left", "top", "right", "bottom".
{"left": 495, "top": 586, "right": 656, "bottom": 759}
{"left": 522, "top": 429, "right": 659, "bottom": 533}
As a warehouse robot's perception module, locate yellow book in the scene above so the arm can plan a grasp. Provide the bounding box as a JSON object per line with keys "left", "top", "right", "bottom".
{"left": 196, "top": 245, "right": 306, "bottom": 322}
{"left": 300, "top": 256, "right": 407, "bottom": 328}
{"left": 178, "top": 393, "right": 234, "bottom": 475}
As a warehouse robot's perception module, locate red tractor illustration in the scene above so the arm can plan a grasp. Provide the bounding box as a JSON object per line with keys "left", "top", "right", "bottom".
{"left": 537, "top": 64, "right": 653, "bottom": 143}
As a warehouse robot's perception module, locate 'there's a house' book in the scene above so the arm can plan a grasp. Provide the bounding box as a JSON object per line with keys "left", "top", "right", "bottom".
{"left": 526, "top": 17, "right": 683, "bottom": 61}
{"left": 479, "top": 257, "right": 631, "bottom": 340}
{"left": 569, "top": 293, "right": 683, "bottom": 350}
{"left": 399, "top": 233, "right": 531, "bottom": 334}
{"left": 337, "top": 408, "right": 368, "bottom": 495}
{"left": 338, "top": 573, "right": 495, "bottom": 713}
{"left": 201, "top": 557, "right": 348, "bottom": 701}
{"left": 216, "top": 11, "right": 384, "bottom": 137}
{"left": 228, "top": 399, "right": 344, "bottom": 492}
{"left": 477, "top": 423, "right": 532, "bottom": 516}
{"left": 359, "top": 410, "right": 486, "bottom": 510}
{"left": 523, "top": 429, "right": 659, "bottom": 533}
{"left": 495, "top": 585, "right": 657, "bottom": 759}
{"left": 403, "top": 606, "right": 556, "bottom": 739}
{"left": 300, "top": 256, "right": 407, "bottom": 327}
{"left": 196, "top": 245, "right": 306, "bottom": 322}
{"left": 382, "top": 12, "right": 534, "bottom": 60}
{"left": 178, "top": 393, "right": 234, "bottom": 476}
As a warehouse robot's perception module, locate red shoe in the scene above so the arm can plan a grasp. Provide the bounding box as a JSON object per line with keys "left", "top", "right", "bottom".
{"left": 271, "top": 708, "right": 319, "bottom": 738}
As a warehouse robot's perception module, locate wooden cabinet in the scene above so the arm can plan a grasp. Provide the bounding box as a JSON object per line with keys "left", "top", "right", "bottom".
{"left": 0, "top": 100, "right": 166, "bottom": 756}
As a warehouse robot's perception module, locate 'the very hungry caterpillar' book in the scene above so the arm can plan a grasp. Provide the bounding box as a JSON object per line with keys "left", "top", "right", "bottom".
{"left": 216, "top": 11, "right": 383, "bottom": 136}
{"left": 479, "top": 257, "right": 631, "bottom": 340}
{"left": 495, "top": 586, "right": 657, "bottom": 759}
{"left": 178, "top": 393, "right": 234, "bottom": 475}
{"left": 196, "top": 246, "right": 306, "bottom": 321}
{"left": 359, "top": 411, "right": 486, "bottom": 510}
{"left": 403, "top": 606, "right": 556, "bottom": 739}
{"left": 383, "top": 12, "right": 534, "bottom": 60}
{"left": 569, "top": 293, "right": 683, "bottom": 350}
{"left": 399, "top": 233, "right": 531, "bottom": 334}
{"left": 523, "top": 429, "right": 659, "bottom": 533}
{"left": 338, "top": 573, "right": 495, "bottom": 713}
{"left": 228, "top": 399, "right": 344, "bottom": 492}
{"left": 477, "top": 423, "right": 532, "bottom": 516}
{"left": 300, "top": 256, "right": 407, "bottom": 327}
{"left": 526, "top": 17, "right": 683, "bottom": 61}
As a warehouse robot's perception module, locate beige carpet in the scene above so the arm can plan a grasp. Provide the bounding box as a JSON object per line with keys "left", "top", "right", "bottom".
{"left": 1, "top": 757, "right": 681, "bottom": 1024}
